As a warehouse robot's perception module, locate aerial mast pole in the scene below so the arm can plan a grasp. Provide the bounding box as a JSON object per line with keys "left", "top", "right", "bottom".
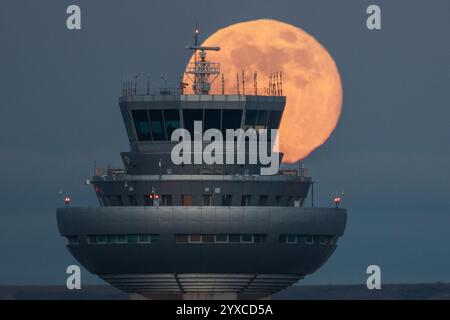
{"left": 185, "top": 25, "right": 221, "bottom": 95}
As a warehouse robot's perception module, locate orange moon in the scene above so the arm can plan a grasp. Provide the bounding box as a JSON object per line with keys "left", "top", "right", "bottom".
{"left": 184, "top": 19, "right": 343, "bottom": 163}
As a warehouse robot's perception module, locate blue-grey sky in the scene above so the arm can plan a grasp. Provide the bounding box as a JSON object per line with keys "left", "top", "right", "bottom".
{"left": 0, "top": 0, "right": 449, "bottom": 286}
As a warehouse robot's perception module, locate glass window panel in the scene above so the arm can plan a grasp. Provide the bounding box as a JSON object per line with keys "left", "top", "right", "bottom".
{"left": 221, "top": 195, "right": 232, "bottom": 206}
{"left": 222, "top": 109, "right": 242, "bottom": 134}
{"left": 150, "top": 234, "right": 160, "bottom": 243}
{"left": 305, "top": 235, "right": 314, "bottom": 244}
{"left": 297, "top": 235, "right": 305, "bottom": 244}
{"left": 127, "top": 234, "right": 138, "bottom": 244}
{"left": 258, "top": 195, "right": 268, "bottom": 206}
{"left": 163, "top": 109, "right": 180, "bottom": 139}
{"left": 319, "top": 236, "right": 328, "bottom": 245}
{"left": 286, "top": 196, "right": 293, "bottom": 207}
{"left": 215, "top": 234, "right": 228, "bottom": 243}
{"left": 267, "top": 111, "right": 282, "bottom": 130}
{"left": 241, "top": 195, "right": 251, "bottom": 206}
{"left": 183, "top": 109, "right": 203, "bottom": 136}
{"left": 203, "top": 235, "right": 215, "bottom": 243}
{"left": 107, "top": 235, "right": 116, "bottom": 244}
{"left": 254, "top": 234, "right": 266, "bottom": 243}
{"left": 287, "top": 235, "right": 297, "bottom": 244}
{"left": 256, "top": 110, "right": 269, "bottom": 129}
{"left": 189, "top": 234, "right": 202, "bottom": 243}
{"left": 202, "top": 194, "right": 212, "bottom": 206}
{"left": 128, "top": 195, "right": 137, "bottom": 206}
{"left": 244, "top": 109, "right": 257, "bottom": 129}
{"left": 98, "top": 235, "right": 107, "bottom": 244}
{"left": 275, "top": 195, "right": 283, "bottom": 206}
{"left": 149, "top": 109, "right": 166, "bottom": 140}
{"left": 204, "top": 109, "right": 221, "bottom": 131}
{"left": 67, "top": 236, "right": 78, "bottom": 245}
{"left": 89, "top": 235, "right": 97, "bottom": 244}
{"left": 162, "top": 195, "right": 172, "bottom": 206}
{"left": 117, "top": 235, "right": 127, "bottom": 243}
{"left": 241, "top": 234, "right": 253, "bottom": 243}
{"left": 229, "top": 234, "right": 240, "bottom": 243}
{"left": 175, "top": 234, "right": 188, "bottom": 243}
{"left": 131, "top": 110, "right": 152, "bottom": 141}
{"left": 182, "top": 195, "right": 192, "bottom": 206}
{"left": 138, "top": 234, "right": 149, "bottom": 243}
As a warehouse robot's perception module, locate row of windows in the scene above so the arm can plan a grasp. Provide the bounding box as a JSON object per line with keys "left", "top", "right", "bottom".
{"left": 175, "top": 234, "right": 266, "bottom": 244}
{"left": 130, "top": 109, "right": 282, "bottom": 141}
{"left": 278, "top": 234, "right": 336, "bottom": 245}
{"left": 66, "top": 234, "right": 335, "bottom": 245}
{"left": 132, "top": 109, "right": 180, "bottom": 141}
{"left": 87, "top": 234, "right": 160, "bottom": 244}
{"left": 100, "top": 194, "right": 299, "bottom": 207}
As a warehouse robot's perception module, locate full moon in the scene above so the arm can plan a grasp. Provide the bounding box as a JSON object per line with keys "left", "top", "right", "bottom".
{"left": 184, "top": 19, "right": 343, "bottom": 163}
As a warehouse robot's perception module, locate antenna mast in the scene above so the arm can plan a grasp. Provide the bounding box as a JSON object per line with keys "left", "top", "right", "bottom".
{"left": 185, "top": 25, "right": 221, "bottom": 95}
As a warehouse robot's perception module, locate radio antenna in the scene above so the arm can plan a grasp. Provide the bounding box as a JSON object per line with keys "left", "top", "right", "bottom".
{"left": 184, "top": 24, "right": 221, "bottom": 95}
{"left": 242, "top": 70, "right": 245, "bottom": 95}
{"left": 236, "top": 72, "right": 240, "bottom": 95}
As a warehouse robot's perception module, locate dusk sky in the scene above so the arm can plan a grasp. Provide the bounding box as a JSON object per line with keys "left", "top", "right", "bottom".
{"left": 0, "top": 0, "right": 449, "bottom": 286}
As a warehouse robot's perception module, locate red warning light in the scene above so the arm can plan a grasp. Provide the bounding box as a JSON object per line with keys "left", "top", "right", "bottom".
{"left": 155, "top": 194, "right": 159, "bottom": 200}
{"left": 64, "top": 196, "right": 71, "bottom": 206}
{"left": 334, "top": 197, "right": 341, "bottom": 208}
{"left": 149, "top": 194, "right": 153, "bottom": 199}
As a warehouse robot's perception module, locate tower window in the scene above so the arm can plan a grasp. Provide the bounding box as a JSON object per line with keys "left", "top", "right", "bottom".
{"left": 149, "top": 109, "right": 166, "bottom": 140}
{"left": 189, "top": 234, "right": 202, "bottom": 243}
{"left": 215, "top": 234, "right": 228, "bottom": 243}
{"left": 204, "top": 109, "right": 221, "bottom": 131}
{"left": 229, "top": 234, "right": 241, "bottom": 243}
{"left": 222, "top": 109, "right": 242, "bottom": 134}
{"left": 202, "top": 194, "right": 212, "bottom": 206}
{"left": 286, "top": 235, "right": 297, "bottom": 244}
{"left": 138, "top": 234, "right": 150, "bottom": 243}
{"left": 97, "top": 235, "right": 107, "bottom": 244}
{"left": 128, "top": 195, "right": 137, "bottom": 206}
{"left": 255, "top": 110, "right": 269, "bottom": 130}
{"left": 221, "top": 194, "right": 232, "bottom": 206}
{"left": 163, "top": 109, "right": 180, "bottom": 139}
{"left": 127, "top": 235, "right": 138, "bottom": 244}
{"left": 319, "top": 236, "right": 328, "bottom": 245}
{"left": 253, "top": 234, "right": 266, "bottom": 243}
{"left": 305, "top": 235, "right": 314, "bottom": 244}
{"left": 258, "top": 195, "right": 268, "bottom": 206}
{"left": 183, "top": 109, "right": 203, "bottom": 136}
{"left": 182, "top": 195, "right": 193, "bottom": 206}
{"left": 117, "top": 235, "right": 127, "bottom": 244}
{"left": 286, "top": 196, "right": 293, "bottom": 207}
{"left": 267, "top": 110, "right": 282, "bottom": 130}
{"left": 244, "top": 109, "right": 257, "bottom": 129}
{"left": 241, "top": 195, "right": 251, "bottom": 206}
{"left": 161, "top": 195, "right": 172, "bottom": 206}
{"left": 131, "top": 110, "right": 152, "bottom": 141}
{"left": 175, "top": 234, "right": 189, "bottom": 243}
{"left": 202, "top": 235, "right": 215, "bottom": 243}
{"left": 241, "top": 234, "right": 253, "bottom": 243}
{"left": 275, "top": 195, "right": 283, "bottom": 206}
{"left": 67, "top": 236, "right": 79, "bottom": 245}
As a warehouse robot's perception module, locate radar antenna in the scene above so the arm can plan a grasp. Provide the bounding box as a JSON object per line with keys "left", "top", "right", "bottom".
{"left": 185, "top": 25, "right": 221, "bottom": 95}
